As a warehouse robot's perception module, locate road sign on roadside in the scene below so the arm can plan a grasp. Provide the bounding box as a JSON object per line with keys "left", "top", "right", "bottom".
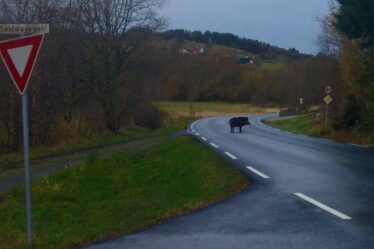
{"left": 0, "top": 24, "right": 49, "bottom": 34}
{"left": 0, "top": 33, "right": 44, "bottom": 94}
{"left": 325, "top": 86, "right": 333, "bottom": 94}
{"left": 0, "top": 26, "right": 47, "bottom": 248}
{"left": 323, "top": 95, "right": 333, "bottom": 105}
{"left": 323, "top": 95, "right": 333, "bottom": 125}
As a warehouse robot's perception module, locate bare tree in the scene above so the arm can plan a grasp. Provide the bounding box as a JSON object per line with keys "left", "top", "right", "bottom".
{"left": 317, "top": 1, "right": 341, "bottom": 56}
{"left": 67, "top": 0, "right": 165, "bottom": 133}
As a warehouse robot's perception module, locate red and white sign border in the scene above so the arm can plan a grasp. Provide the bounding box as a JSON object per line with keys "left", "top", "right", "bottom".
{"left": 0, "top": 33, "right": 44, "bottom": 95}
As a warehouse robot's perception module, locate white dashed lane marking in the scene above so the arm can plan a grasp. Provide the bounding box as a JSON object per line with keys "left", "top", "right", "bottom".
{"left": 201, "top": 137, "right": 207, "bottom": 141}
{"left": 225, "top": 152, "right": 237, "bottom": 160}
{"left": 210, "top": 143, "right": 219, "bottom": 148}
{"left": 294, "top": 193, "right": 352, "bottom": 220}
{"left": 246, "top": 166, "right": 270, "bottom": 179}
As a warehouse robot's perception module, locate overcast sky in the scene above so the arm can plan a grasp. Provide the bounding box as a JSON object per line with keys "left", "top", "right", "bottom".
{"left": 160, "top": 0, "right": 331, "bottom": 54}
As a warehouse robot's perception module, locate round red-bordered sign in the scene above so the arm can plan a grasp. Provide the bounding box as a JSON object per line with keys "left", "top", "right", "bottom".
{"left": 325, "top": 86, "right": 333, "bottom": 94}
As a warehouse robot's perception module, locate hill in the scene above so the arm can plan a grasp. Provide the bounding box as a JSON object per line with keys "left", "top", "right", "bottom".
{"left": 159, "top": 29, "right": 311, "bottom": 61}
{"left": 150, "top": 35, "right": 285, "bottom": 69}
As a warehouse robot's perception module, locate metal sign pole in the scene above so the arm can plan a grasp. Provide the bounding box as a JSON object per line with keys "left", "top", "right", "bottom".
{"left": 325, "top": 103, "right": 329, "bottom": 125}
{"left": 22, "top": 89, "right": 33, "bottom": 247}
{"left": 19, "top": 30, "right": 33, "bottom": 247}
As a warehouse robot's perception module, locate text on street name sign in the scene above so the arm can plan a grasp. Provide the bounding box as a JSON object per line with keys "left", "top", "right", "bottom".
{"left": 0, "top": 24, "right": 49, "bottom": 34}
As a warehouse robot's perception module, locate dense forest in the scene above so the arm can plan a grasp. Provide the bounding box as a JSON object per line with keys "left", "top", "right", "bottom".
{"left": 0, "top": 0, "right": 372, "bottom": 152}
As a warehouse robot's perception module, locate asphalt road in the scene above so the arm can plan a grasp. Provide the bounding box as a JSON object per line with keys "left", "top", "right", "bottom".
{"left": 86, "top": 114, "right": 374, "bottom": 249}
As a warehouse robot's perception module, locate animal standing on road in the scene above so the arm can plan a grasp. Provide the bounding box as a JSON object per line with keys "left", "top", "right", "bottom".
{"left": 229, "top": 117, "right": 250, "bottom": 133}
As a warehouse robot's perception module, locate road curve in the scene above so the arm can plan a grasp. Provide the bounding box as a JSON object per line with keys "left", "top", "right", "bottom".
{"left": 85, "top": 114, "right": 374, "bottom": 249}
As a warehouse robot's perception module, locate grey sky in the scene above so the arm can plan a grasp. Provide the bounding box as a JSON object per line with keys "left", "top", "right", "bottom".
{"left": 160, "top": 0, "right": 331, "bottom": 54}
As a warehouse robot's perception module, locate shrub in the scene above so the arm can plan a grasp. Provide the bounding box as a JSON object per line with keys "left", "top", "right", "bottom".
{"left": 334, "top": 94, "right": 361, "bottom": 129}
{"left": 134, "top": 104, "right": 166, "bottom": 130}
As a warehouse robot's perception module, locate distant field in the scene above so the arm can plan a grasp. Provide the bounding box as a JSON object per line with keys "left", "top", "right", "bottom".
{"left": 0, "top": 136, "right": 248, "bottom": 249}
{"left": 157, "top": 102, "right": 278, "bottom": 121}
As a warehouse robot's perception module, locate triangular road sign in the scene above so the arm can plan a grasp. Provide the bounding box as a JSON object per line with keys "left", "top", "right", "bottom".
{"left": 0, "top": 33, "right": 44, "bottom": 95}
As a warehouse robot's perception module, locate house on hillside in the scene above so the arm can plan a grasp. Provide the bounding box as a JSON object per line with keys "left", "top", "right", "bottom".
{"left": 238, "top": 56, "right": 254, "bottom": 64}
{"left": 180, "top": 46, "right": 206, "bottom": 55}
{"left": 190, "top": 46, "right": 205, "bottom": 55}
{"left": 179, "top": 48, "right": 189, "bottom": 54}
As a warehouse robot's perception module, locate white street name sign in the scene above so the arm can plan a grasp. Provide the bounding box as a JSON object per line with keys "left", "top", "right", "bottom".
{"left": 0, "top": 24, "right": 49, "bottom": 34}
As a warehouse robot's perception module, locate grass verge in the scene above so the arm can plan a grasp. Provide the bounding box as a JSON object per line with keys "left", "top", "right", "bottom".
{"left": 0, "top": 122, "right": 187, "bottom": 175}
{"left": 0, "top": 136, "right": 248, "bottom": 249}
{"left": 267, "top": 114, "right": 374, "bottom": 146}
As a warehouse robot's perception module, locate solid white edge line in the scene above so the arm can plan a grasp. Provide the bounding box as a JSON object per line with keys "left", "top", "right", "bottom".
{"left": 246, "top": 166, "right": 270, "bottom": 179}
{"left": 294, "top": 193, "right": 352, "bottom": 220}
{"left": 224, "top": 152, "right": 237, "bottom": 160}
{"left": 349, "top": 143, "right": 368, "bottom": 148}
{"left": 318, "top": 138, "right": 330, "bottom": 142}
{"left": 210, "top": 143, "right": 219, "bottom": 148}
{"left": 201, "top": 137, "right": 207, "bottom": 141}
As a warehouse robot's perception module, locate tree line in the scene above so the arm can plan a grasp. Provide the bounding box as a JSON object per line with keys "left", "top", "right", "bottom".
{"left": 319, "top": 0, "right": 374, "bottom": 132}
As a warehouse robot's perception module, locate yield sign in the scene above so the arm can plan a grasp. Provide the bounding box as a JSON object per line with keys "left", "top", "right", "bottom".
{"left": 0, "top": 33, "right": 44, "bottom": 95}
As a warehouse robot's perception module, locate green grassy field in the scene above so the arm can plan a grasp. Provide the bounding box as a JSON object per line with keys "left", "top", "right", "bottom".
{"left": 267, "top": 114, "right": 374, "bottom": 146}
{"left": 0, "top": 136, "right": 248, "bottom": 249}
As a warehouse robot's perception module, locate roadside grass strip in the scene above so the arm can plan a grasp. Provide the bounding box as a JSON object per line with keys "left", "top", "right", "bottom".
{"left": 246, "top": 166, "right": 270, "bottom": 179}
{"left": 225, "top": 152, "right": 237, "bottom": 160}
{"left": 0, "top": 136, "right": 248, "bottom": 249}
{"left": 294, "top": 193, "right": 352, "bottom": 220}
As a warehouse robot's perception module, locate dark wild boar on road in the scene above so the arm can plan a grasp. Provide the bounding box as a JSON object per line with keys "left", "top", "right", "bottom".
{"left": 229, "top": 117, "right": 250, "bottom": 133}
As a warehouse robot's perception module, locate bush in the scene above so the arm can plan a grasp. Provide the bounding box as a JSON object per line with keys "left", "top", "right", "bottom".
{"left": 334, "top": 94, "right": 361, "bottom": 129}
{"left": 360, "top": 101, "right": 374, "bottom": 131}
{"left": 134, "top": 104, "right": 166, "bottom": 130}
{"left": 279, "top": 107, "right": 297, "bottom": 117}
